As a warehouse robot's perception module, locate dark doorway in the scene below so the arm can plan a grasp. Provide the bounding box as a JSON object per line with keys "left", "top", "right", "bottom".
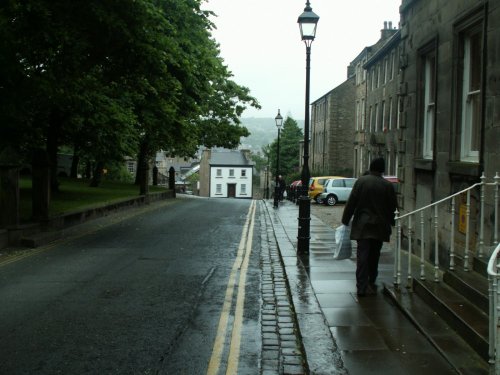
{"left": 227, "top": 184, "right": 236, "bottom": 198}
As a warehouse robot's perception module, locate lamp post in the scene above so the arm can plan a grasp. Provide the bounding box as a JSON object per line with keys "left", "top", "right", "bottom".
{"left": 273, "top": 109, "right": 284, "bottom": 208}
{"left": 297, "top": 1, "right": 319, "bottom": 255}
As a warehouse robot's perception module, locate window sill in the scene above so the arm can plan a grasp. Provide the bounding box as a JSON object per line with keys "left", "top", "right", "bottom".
{"left": 414, "top": 158, "right": 435, "bottom": 172}
{"left": 447, "top": 161, "right": 481, "bottom": 177}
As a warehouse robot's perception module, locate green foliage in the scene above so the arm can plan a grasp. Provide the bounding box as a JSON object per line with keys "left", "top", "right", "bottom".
{"left": 18, "top": 177, "right": 166, "bottom": 221}
{"left": 267, "top": 117, "right": 303, "bottom": 182}
{"left": 103, "top": 161, "right": 134, "bottom": 183}
{"left": 0, "top": 0, "right": 260, "bottom": 182}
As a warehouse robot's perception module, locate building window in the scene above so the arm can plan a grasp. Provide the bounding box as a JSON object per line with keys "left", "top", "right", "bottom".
{"left": 388, "top": 98, "right": 393, "bottom": 130}
{"left": 422, "top": 53, "right": 436, "bottom": 159}
{"left": 384, "top": 57, "right": 389, "bottom": 84}
{"left": 381, "top": 101, "right": 386, "bottom": 132}
{"left": 390, "top": 51, "right": 395, "bottom": 80}
{"left": 361, "top": 99, "right": 366, "bottom": 130}
{"left": 374, "top": 104, "right": 379, "bottom": 132}
{"left": 216, "top": 169, "right": 222, "bottom": 177}
{"left": 355, "top": 101, "right": 360, "bottom": 131}
{"left": 241, "top": 184, "right": 246, "bottom": 194}
{"left": 459, "top": 24, "right": 482, "bottom": 162}
{"left": 229, "top": 169, "right": 235, "bottom": 177}
{"left": 241, "top": 169, "right": 246, "bottom": 177}
{"left": 368, "top": 106, "right": 373, "bottom": 132}
{"left": 216, "top": 184, "right": 222, "bottom": 194}
{"left": 127, "top": 161, "right": 135, "bottom": 174}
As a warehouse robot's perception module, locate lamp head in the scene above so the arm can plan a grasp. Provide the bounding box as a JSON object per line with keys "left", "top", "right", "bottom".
{"left": 298, "top": 1, "right": 319, "bottom": 43}
{"left": 275, "top": 109, "right": 283, "bottom": 129}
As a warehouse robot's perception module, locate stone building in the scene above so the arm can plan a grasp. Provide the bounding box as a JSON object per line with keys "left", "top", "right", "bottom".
{"left": 360, "top": 27, "right": 401, "bottom": 178}
{"left": 310, "top": 78, "right": 355, "bottom": 176}
{"left": 310, "top": 22, "right": 399, "bottom": 178}
{"left": 396, "top": 0, "right": 500, "bottom": 258}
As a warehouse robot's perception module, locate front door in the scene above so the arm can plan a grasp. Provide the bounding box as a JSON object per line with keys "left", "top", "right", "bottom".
{"left": 227, "top": 184, "right": 236, "bottom": 198}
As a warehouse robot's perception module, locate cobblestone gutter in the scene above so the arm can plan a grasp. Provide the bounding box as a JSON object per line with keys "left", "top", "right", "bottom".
{"left": 260, "top": 202, "right": 308, "bottom": 375}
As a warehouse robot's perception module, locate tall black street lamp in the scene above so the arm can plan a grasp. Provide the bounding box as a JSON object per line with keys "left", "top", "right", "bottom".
{"left": 297, "top": 1, "right": 319, "bottom": 254}
{"left": 273, "top": 109, "right": 284, "bottom": 208}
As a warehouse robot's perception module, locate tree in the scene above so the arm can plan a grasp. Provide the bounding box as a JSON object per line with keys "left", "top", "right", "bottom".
{"left": 0, "top": 0, "right": 260, "bottom": 196}
{"left": 268, "top": 117, "right": 303, "bottom": 181}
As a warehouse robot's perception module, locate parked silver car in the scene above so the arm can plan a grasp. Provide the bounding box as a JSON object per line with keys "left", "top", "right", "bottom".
{"left": 317, "top": 177, "right": 356, "bottom": 206}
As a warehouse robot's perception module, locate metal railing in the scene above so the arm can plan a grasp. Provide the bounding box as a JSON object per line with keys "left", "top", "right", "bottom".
{"left": 394, "top": 172, "right": 499, "bottom": 287}
{"left": 487, "top": 243, "right": 500, "bottom": 368}
{"left": 393, "top": 172, "right": 499, "bottom": 364}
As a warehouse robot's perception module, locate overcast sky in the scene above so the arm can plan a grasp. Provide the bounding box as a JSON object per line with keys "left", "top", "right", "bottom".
{"left": 203, "top": 0, "right": 401, "bottom": 120}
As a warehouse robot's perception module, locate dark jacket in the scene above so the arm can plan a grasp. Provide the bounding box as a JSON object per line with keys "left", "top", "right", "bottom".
{"left": 341, "top": 173, "right": 398, "bottom": 242}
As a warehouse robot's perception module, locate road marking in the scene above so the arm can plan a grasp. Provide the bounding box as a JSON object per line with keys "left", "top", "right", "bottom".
{"left": 226, "top": 201, "right": 256, "bottom": 375}
{"left": 206, "top": 200, "right": 256, "bottom": 375}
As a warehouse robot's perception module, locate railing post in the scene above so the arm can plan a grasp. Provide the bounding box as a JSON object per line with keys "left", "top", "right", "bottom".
{"left": 395, "top": 209, "right": 401, "bottom": 287}
{"left": 479, "top": 173, "right": 486, "bottom": 258}
{"left": 495, "top": 173, "right": 499, "bottom": 247}
{"left": 464, "top": 190, "right": 471, "bottom": 271}
{"left": 407, "top": 215, "right": 413, "bottom": 288}
{"left": 450, "top": 196, "right": 456, "bottom": 271}
{"left": 434, "top": 205, "right": 440, "bottom": 282}
{"left": 420, "top": 211, "right": 426, "bottom": 280}
{"left": 488, "top": 271, "right": 496, "bottom": 364}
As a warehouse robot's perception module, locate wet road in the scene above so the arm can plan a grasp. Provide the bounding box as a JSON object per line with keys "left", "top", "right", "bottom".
{"left": 0, "top": 197, "right": 261, "bottom": 374}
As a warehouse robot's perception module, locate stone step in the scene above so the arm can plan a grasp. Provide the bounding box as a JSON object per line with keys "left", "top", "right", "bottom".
{"left": 384, "top": 284, "right": 490, "bottom": 374}
{"left": 413, "top": 277, "right": 489, "bottom": 361}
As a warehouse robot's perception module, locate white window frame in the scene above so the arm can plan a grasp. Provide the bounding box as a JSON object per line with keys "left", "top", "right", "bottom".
{"left": 241, "top": 184, "right": 246, "bottom": 194}
{"left": 361, "top": 99, "right": 366, "bottom": 130}
{"left": 388, "top": 98, "right": 393, "bottom": 130}
{"left": 460, "top": 29, "right": 481, "bottom": 162}
{"left": 216, "top": 184, "right": 222, "bottom": 194}
{"left": 216, "top": 169, "right": 222, "bottom": 177}
{"left": 423, "top": 55, "right": 436, "bottom": 159}
{"left": 229, "top": 169, "right": 235, "bottom": 177}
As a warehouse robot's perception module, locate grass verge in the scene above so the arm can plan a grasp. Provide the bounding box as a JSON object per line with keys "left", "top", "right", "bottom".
{"left": 19, "top": 177, "right": 167, "bottom": 222}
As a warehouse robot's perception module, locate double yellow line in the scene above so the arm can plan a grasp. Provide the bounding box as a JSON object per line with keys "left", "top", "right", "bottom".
{"left": 207, "top": 200, "right": 257, "bottom": 375}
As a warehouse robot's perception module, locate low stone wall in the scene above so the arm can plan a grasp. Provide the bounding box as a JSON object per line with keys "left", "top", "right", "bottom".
{"left": 1, "top": 190, "right": 174, "bottom": 249}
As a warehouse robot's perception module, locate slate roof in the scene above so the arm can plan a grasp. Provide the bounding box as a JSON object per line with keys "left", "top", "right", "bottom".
{"left": 209, "top": 150, "right": 253, "bottom": 166}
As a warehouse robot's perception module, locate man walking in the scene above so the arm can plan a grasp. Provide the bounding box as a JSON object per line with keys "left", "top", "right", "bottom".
{"left": 341, "top": 158, "right": 398, "bottom": 296}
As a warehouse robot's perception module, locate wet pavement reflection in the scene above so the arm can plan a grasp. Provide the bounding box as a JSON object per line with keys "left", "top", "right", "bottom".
{"left": 263, "top": 199, "right": 458, "bottom": 375}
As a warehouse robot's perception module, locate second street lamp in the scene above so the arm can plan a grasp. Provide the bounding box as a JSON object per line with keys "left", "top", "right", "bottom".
{"left": 297, "top": 1, "right": 319, "bottom": 255}
{"left": 273, "top": 109, "right": 284, "bottom": 208}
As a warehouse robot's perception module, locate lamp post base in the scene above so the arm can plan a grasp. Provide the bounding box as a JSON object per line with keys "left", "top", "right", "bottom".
{"left": 297, "top": 195, "right": 311, "bottom": 254}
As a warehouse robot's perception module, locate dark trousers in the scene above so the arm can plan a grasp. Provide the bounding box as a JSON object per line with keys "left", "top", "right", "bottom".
{"left": 356, "top": 239, "right": 383, "bottom": 293}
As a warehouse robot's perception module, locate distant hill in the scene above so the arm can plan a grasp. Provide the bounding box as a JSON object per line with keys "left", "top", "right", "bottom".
{"left": 239, "top": 117, "right": 304, "bottom": 153}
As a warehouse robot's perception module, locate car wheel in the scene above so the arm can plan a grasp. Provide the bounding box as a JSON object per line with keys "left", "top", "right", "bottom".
{"left": 326, "top": 195, "right": 337, "bottom": 206}
{"left": 315, "top": 195, "right": 323, "bottom": 204}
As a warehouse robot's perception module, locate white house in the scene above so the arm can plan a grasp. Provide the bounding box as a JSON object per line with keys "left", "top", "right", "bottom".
{"left": 199, "top": 149, "right": 253, "bottom": 198}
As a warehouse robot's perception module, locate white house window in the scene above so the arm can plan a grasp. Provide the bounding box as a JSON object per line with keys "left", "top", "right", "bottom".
{"left": 241, "top": 184, "right": 246, "bottom": 194}
{"left": 381, "top": 101, "right": 386, "bottom": 131}
{"left": 460, "top": 26, "right": 482, "bottom": 162}
{"left": 423, "top": 53, "right": 436, "bottom": 159}
{"left": 216, "top": 184, "right": 222, "bottom": 194}
{"left": 216, "top": 169, "right": 222, "bottom": 177}
{"left": 229, "top": 169, "right": 235, "bottom": 177}
{"left": 241, "top": 169, "right": 246, "bottom": 177}
{"left": 374, "top": 103, "right": 379, "bottom": 132}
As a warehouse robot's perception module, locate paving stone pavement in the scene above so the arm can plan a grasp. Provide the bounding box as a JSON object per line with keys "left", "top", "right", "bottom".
{"left": 260, "top": 199, "right": 460, "bottom": 375}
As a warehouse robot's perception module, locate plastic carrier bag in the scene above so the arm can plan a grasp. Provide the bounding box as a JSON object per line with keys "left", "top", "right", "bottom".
{"left": 334, "top": 224, "right": 352, "bottom": 260}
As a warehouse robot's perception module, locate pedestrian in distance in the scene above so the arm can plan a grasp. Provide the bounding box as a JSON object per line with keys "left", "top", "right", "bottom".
{"left": 341, "top": 158, "right": 398, "bottom": 297}
{"left": 277, "top": 175, "right": 286, "bottom": 202}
